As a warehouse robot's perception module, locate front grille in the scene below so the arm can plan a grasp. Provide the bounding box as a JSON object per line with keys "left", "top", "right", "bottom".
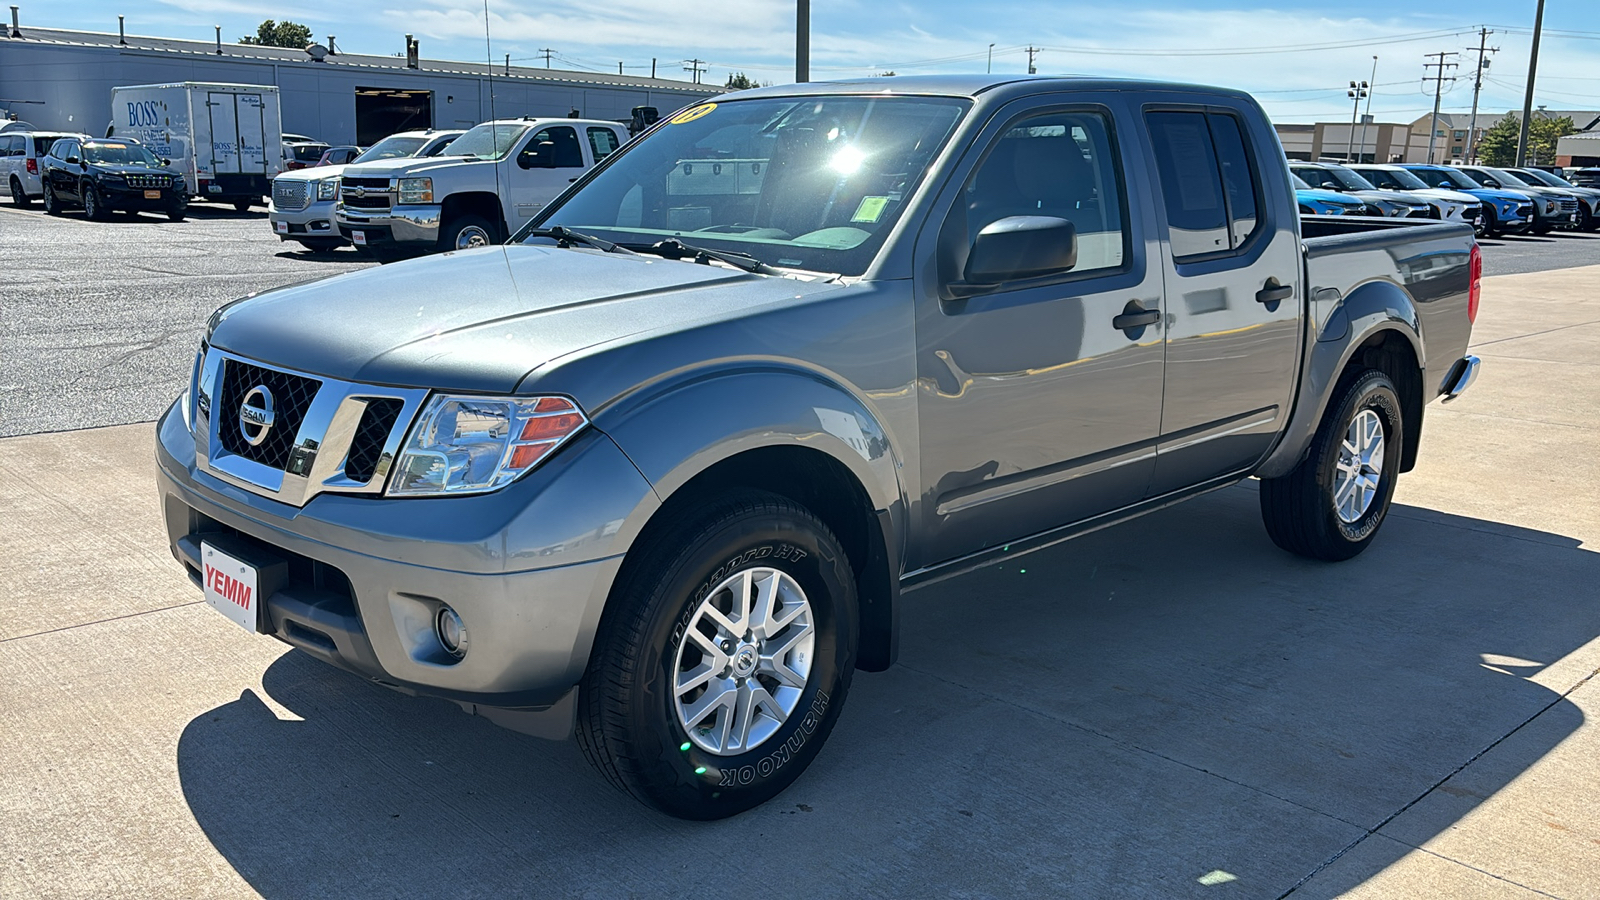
{"left": 341, "top": 177, "right": 391, "bottom": 190}
{"left": 342, "top": 193, "right": 392, "bottom": 210}
{"left": 1405, "top": 207, "right": 1432, "bottom": 218}
{"left": 1559, "top": 198, "right": 1579, "bottom": 214}
{"left": 125, "top": 173, "right": 169, "bottom": 189}
{"left": 216, "top": 359, "right": 322, "bottom": 470}
{"left": 1517, "top": 203, "right": 1533, "bottom": 217}
{"left": 273, "top": 180, "right": 310, "bottom": 211}
{"left": 343, "top": 398, "right": 405, "bottom": 484}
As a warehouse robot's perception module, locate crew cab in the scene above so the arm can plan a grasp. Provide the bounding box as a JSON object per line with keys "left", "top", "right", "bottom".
{"left": 40, "top": 137, "right": 188, "bottom": 221}
{"left": 270, "top": 129, "right": 465, "bottom": 251}
{"left": 3, "top": 130, "right": 86, "bottom": 207}
{"left": 333, "top": 117, "right": 625, "bottom": 255}
{"left": 156, "top": 76, "right": 1481, "bottom": 821}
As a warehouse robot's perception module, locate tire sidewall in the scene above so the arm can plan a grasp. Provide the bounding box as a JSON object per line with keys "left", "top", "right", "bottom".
{"left": 83, "top": 184, "right": 101, "bottom": 220}
{"left": 1315, "top": 373, "right": 1403, "bottom": 548}
{"left": 43, "top": 182, "right": 58, "bottom": 214}
{"left": 619, "top": 510, "right": 856, "bottom": 818}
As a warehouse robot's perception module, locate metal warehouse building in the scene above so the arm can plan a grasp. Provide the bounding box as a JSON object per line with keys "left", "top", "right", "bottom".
{"left": 0, "top": 17, "right": 719, "bottom": 144}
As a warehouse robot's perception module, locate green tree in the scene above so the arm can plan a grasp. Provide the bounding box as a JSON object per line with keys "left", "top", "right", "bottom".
{"left": 239, "top": 20, "right": 312, "bottom": 49}
{"left": 1476, "top": 114, "right": 1520, "bottom": 166}
{"left": 1530, "top": 115, "right": 1577, "bottom": 165}
{"left": 725, "top": 72, "right": 759, "bottom": 90}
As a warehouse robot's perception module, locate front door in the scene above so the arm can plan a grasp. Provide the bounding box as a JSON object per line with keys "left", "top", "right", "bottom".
{"left": 507, "top": 124, "right": 586, "bottom": 226}
{"left": 912, "top": 98, "right": 1166, "bottom": 569}
{"left": 1141, "top": 104, "right": 1303, "bottom": 496}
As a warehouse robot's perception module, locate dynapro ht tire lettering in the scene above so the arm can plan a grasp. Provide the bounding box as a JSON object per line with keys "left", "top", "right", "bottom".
{"left": 577, "top": 490, "right": 857, "bottom": 820}
{"left": 1259, "top": 368, "right": 1404, "bottom": 561}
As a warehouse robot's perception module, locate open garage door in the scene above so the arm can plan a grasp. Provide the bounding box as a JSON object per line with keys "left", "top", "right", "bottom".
{"left": 355, "top": 88, "right": 433, "bottom": 145}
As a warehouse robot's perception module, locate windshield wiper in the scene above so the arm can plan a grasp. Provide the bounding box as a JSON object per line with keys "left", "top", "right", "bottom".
{"left": 633, "top": 238, "right": 782, "bottom": 275}
{"left": 525, "top": 226, "right": 640, "bottom": 255}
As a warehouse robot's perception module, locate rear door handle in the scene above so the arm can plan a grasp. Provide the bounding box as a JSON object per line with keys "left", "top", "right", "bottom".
{"left": 1256, "top": 279, "right": 1294, "bottom": 304}
{"left": 1113, "top": 301, "right": 1161, "bottom": 332}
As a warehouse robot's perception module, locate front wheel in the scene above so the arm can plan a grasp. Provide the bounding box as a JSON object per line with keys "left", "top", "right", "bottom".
{"left": 167, "top": 199, "right": 187, "bottom": 222}
{"left": 577, "top": 491, "right": 858, "bottom": 820}
{"left": 1259, "top": 369, "right": 1404, "bottom": 561}
{"left": 83, "top": 184, "right": 109, "bottom": 221}
{"left": 437, "top": 214, "right": 500, "bottom": 252}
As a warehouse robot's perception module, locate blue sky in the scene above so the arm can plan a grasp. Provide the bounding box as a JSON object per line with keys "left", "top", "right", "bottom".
{"left": 29, "top": 0, "right": 1600, "bottom": 123}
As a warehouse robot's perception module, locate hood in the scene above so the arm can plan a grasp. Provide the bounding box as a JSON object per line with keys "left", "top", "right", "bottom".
{"left": 1470, "top": 187, "right": 1535, "bottom": 204}
{"left": 1412, "top": 188, "right": 1480, "bottom": 204}
{"left": 275, "top": 163, "right": 352, "bottom": 184}
{"left": 96, "top": 164, "right": 182, "bottom": 178}
{"left": 1350, "top": 189, "right": 1430, "bottom": 207}
{"left": 206, "top": 246, "right": 844, "bottom": 393}
{"left": 1296, "top": 188, "right": 1362, "bottom": 207}
{"left": 339, "top": 155, "right": 484, "bottom": 179}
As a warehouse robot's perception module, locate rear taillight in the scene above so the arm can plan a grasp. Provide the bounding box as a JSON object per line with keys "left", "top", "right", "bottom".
{"left": 25, "top": 158, "right": 37, "bottom": 175}
{"left": 1467, "top": 243, "right": 1482, "bottom": 324}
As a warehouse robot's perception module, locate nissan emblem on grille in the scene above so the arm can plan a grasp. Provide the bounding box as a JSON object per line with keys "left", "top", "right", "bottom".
{"left": 239, "top": 385, "right": 276, "bottom": 446}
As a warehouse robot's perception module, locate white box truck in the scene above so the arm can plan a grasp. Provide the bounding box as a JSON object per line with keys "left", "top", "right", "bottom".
{"left": 111, "top": 82, "right": 284, "bottom": 211}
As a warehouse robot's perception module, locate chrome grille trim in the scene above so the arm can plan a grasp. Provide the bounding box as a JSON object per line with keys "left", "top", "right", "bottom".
{"left": 273, "top": 179, "right": 310, "bottom": 211}
{"left": 194, "top": 348, "right": 429, "bottom": 507}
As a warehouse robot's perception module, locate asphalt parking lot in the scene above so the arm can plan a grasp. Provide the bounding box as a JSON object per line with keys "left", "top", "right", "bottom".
{"left": 2, "top": 205, "right": 1599, "bottom": 898}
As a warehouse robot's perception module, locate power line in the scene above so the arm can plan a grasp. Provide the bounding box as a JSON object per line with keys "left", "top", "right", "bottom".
{"left": 1423, "top": 50, "right": 1460, "bottom": 163}
{"left": 1466, "top": 28, "right": 1499, "bottom": 163}
{"left": 683, "top": 58, "right": 708, "bottom": 84}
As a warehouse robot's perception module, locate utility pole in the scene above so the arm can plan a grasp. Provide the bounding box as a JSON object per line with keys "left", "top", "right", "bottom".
{"left": 1516, "top": 0, "right": 1546, "bottom": 166}
{"left": 1423, "top": 51, "right": 1459, "bottom": 164}
{"left": 538, "top": 48, "right": 554, "bottom": 69}
{"left": 684, "top": 59, "right": 708, "bottom": 84}
{"left": 1025, "top": 46, "right": 1039, "bottom": 75}
{"left": 796, "top": 0, "right": 810, "bottom": 83}
{"left": 651, "top": 58, "right": 657, "bottom": 79}
{"left": 1346, "top": 79, "right": 1368, "bottom": 162}
{"left": 1358, "top": 56, "right": 1377, "bottom": 163}
{"left": 987, "top": 43, "right": 995, "bottom": 74}
{"left": 1465, "top": 28, "right": 1498, "bottom": 164}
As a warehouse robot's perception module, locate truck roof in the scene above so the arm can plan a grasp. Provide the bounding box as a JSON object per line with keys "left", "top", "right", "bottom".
{"left": 725, "top": 74, "right": 1257, "bottom": 105}
{"left": 477, "top": 118, "right": 625, "bottom": 128}
{"left": 112, "top": 82, "right": 280, "bottom": 93}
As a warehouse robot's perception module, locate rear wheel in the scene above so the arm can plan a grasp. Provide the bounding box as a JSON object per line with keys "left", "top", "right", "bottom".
{"left": 438, "top": 214, "right": 499, "bottom": 252}
{"left": 232, "top": 197, "right": 255, "bottom": 213}
{"left": 42, "top": 182, "right": 61, "bottom": 216}
{"left": 9, "top": 176, "right": 30, "bottom": 208}
{"left": 1259, "top": 369, "right": 1404, "bottom": 561}
{"left": 577, "top": 490, "right": 857, "bottom": 820}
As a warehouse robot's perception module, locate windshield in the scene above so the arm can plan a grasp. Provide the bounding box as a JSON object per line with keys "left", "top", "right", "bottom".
{"left": 84, "top": 141, "right": 162, "bottom": 167}
{"left": 1478, "top": 167, "right": 1531, "bottom": 187}
{"left": 1361, "top": 167, "right": 1429, "bottom": 190}
{"left": 1516, "top": 168, "right": 1575, "bottom": 188}
{"left": 521, "top": 96, "right": 970, "bottom": 276}
{"left": 355, "top": 136, "right": 427, "bottom": 163}
{"left": 446, "top": 123, "right": 528, "bottom": 161}
{"left": 290, "top": 144, "right": 327, "bottom": 162}
{"left": 1327, "top": 166, "right": 1378, "bottom": 191}
{"left": 1411, "top": 168, "right": 1481, "bottom": 190}
{"left": 1291, "top": 173, "right": 1314, "bottom": 191}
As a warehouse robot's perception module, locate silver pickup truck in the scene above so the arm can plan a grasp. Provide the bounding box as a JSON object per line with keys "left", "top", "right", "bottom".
{"left": 155, "top": 76, "right": 1481, "bottom": 820}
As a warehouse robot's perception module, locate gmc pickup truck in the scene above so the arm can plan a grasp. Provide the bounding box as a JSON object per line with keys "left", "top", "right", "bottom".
{"left": 156, "top": 76, "right": 1481, "bottom": 820}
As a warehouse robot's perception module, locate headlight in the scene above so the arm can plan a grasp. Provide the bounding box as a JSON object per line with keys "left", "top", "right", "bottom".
{"left": 398, "top": 177, "right": 434, "bottom": 204}
{"left": 317, "top": 177, "right": 339, "bottom": 201}
{"left": 388, "top": 395, "right": 587, "bottom": 496}
{"left": 1543, "top": 200, "right": 1557, "bottom": 213}
{"left": 181, "top": 344, "right": 204, "bottom": 431}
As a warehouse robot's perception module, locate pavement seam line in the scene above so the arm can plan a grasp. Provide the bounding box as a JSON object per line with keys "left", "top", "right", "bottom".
{"left": 895, "top": 660, "right": 1367, "bottom": 830}
{"left": 1277, "top": 664, "right": 1600, "bottom": 899}
{"left": 1468, "top": 318, "right": 1600, "bottom": 349}
{"left": 0, "top": 600, "right": 204, "bottom": 644}
{"left": 1368, "top": 839, "right": 1567, "bottom": 899}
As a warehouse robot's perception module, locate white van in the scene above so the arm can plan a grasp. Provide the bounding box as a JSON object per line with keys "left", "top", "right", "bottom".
{"left": 110, "top": 82, "right": 285, "bottom": 211}
{"left": 2, "top": 130, "right": 87, "bottom": 206}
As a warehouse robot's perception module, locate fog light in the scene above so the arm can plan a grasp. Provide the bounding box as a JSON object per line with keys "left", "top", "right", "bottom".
{"left": 436, "top": 606, "right": 468, "bottom": 657}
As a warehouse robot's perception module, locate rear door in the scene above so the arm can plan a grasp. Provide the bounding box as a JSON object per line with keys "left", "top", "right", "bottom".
{"left": 234, "top": 93, "right": 269, "bottom": 174}
{"left": 207, "top": 91, "right": 241, "bottom": 175}
{"left": 911, "top": 96, "right": 1167, "bottom": 567}
{"left": 507, "top": 124, "right": 585, "bottom": 225}
{"left": 1142, "top": 103, "right": 1303, "bottom": 496}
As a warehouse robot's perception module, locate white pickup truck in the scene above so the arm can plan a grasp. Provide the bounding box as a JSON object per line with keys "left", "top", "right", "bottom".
{"left": 333, "top": 117, "right": 626, "bottom": 255}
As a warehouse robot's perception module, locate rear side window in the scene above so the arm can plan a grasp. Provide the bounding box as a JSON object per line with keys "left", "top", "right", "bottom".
{"left": 1147, "top": 110, "right": 1264, "bottom": 260}
{"left": 587, "top": 127, "right": 620, "bottom": 161}
{"left": 1364, "top": 170, "right": 1402, "bottom": 190}
{"left": 34, "top": 136, "right": 58, "bottom": 157}
{"left": 3, "top": 136, "right": 18, "bottom": 156}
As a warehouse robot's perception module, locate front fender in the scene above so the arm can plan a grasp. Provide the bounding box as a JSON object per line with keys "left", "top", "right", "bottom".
{"left": 1256, "top": 279, "right": 1422, "bottom": 479}
{"left": 596, "top": 365, "right": 905, "bottom": 518}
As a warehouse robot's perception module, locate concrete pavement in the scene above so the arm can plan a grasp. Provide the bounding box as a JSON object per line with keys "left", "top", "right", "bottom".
{"left": 2, "top": 265, "right": 1598, "bottom": 898}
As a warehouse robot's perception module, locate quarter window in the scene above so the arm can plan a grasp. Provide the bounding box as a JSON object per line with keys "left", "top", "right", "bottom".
{"left": 587, "top": 127, "right": 620, "bottom": 161}
{"left": 956, "top": 110, "right": 1128, "bottom": 277}
{"left": 1147, "top": 110, "right": 1264, "bottom": 261}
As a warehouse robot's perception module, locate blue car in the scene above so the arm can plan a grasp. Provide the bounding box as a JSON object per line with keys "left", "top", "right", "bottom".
{"left": 1292, "top": 173, "right": 1366, "bottom": 215}
{"left": 1402, "top": 165, "right": 1533, "bottom": 236}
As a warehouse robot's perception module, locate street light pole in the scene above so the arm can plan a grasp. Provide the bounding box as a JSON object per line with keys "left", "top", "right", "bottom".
{"left": 987, "top": 43, "right": 995, "bottom": 74}
{"left": 1358, "top": 56, "right": 1377, "bottom": 163}
{"left": 1346, "top": 80, "right": 1367, "bottom": 162}
{"left": 796, "top": 0, "right": 810, "bottom": 83}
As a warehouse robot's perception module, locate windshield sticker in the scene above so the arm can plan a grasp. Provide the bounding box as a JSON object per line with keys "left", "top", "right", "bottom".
{"left": 851, "top": 196, "right": 889, "bottom": 223}
{"left": 668, "top": 103, "right": 718, "bottom": 125}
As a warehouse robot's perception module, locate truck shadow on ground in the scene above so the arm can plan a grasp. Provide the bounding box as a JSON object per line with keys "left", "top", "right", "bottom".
{"left": 176, "top": 483, "right": 1597, "bottom": 898}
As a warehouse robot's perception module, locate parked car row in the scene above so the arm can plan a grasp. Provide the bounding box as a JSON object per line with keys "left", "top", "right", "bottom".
{"left": 4, "top": 131, "right": 189, "bottom": 220}
{"left": 1290, "top": 157, "right": 1598, "bottom": 237}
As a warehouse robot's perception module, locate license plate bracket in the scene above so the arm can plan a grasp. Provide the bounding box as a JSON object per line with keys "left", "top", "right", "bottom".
{"left": 275, "top": 220, "right": 289, "bottom": 234}
{"left": 198, "top": 536, "right": 288, "bottom": 634}
{"left": 352, "top": 230, "right": 367, "bottom": 246}
{"left": 144, "top": 189, "right": 161, "bottom": 199}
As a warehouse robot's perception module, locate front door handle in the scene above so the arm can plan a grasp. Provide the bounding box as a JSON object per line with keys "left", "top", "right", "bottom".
{"left": 1256, "top": 279, "right": 1294, "bottom": 305}
{"left": 1112, "top": 301, "right": 1161, "bottom": 332}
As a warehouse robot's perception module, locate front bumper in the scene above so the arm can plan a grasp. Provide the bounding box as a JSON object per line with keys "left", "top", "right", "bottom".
{"left": 101, "top": 182, "right": 186, "bottom": 210}
{"left": 335, "top": 204, "right": 442, "bottom": 246}
{"left": 154, "top": 399, "right": 656, "bottom": 716}
{"left": 268, "top": 198, "right": 343, "bottom": 242}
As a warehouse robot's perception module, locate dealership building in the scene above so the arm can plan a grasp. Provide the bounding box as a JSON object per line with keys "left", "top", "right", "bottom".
{"left": 0, "top": 15, "right": 720, "bottom": 144}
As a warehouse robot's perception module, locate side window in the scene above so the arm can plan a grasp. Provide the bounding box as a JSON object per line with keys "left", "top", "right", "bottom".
{"left": 587, "top": 127, "right": 620, "bottom": 161}
{"left": 1147, "top": 109, "right": 1265, "bottom": 261}
{"left": 3, "top": 136, "right": 17, "bottom": 156}
{"left": 519, "top": 127, "right": 583, "bottom": 169}
{"left": 955, "top": 109, "right": 1127, "bottom": 278}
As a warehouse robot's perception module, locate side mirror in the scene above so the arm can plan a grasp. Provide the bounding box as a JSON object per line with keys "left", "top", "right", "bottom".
{"left": 65, "top": 155, "right": 80, "bottom": 166}
{"left": 963, "top": 216, "right": 1077, "bottom": 286}
{"left": 161, "top": 157, "right": 171, "bottom": 166}
{"left": 518, "top": 141, "right": 556, "bottom": 170}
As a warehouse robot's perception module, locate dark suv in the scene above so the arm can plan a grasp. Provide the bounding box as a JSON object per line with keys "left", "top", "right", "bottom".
{"left": 41, "top": 137, "right": 189, "bottom": 221}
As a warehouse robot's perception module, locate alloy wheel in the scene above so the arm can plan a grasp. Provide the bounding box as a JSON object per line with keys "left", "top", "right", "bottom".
{"left": 1333, "top": 409, "right": 1385, "bottom": 524}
